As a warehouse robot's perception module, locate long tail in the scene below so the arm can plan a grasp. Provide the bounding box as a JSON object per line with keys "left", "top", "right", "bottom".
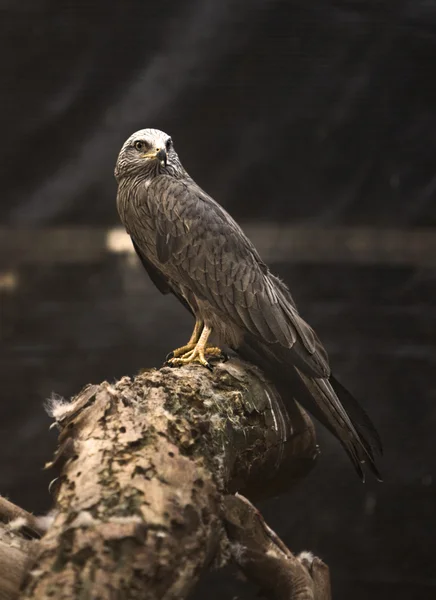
{"left": 237, "top": 335, "right": 382, "bottom": 481}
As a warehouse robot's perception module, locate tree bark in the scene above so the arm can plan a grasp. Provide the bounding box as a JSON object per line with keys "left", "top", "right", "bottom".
{"left": 1, "top": 358, "right": 330, "bottom": 599}
{"left": 0, "top": 522, "right": 37, "bottom": 600}
{"left": 223, "top": 493, "right": 331, "bottom": 600}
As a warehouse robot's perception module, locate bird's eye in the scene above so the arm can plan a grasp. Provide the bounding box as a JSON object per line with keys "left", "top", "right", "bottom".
{"left": 166, "top": 138, "right": 172, "bottom": 151}
{"left": 134, "top": 140, "right": 148, "bottom": 152}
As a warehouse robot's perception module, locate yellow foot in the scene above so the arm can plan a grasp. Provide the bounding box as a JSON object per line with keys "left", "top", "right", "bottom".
{"left": 201, "top": 346, "right": 222, "bottom": 358}
{"left": 166, "top": 320, "right": 205, "bottom": 361}
{"left": 167, "top": 346, "right": 225, "bottom": 370}
{"left": 169, "top": 343, "right": 197, "bottom": 359}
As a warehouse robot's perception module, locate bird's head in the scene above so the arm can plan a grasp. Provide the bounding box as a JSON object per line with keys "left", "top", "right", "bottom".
{"left": 114, "top": 128, "right": 183, "bottom": 181}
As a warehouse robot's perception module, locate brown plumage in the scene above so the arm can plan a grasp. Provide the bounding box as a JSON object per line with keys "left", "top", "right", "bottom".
{"left": 115, "top": 128, "right": 382, "bottom": 481}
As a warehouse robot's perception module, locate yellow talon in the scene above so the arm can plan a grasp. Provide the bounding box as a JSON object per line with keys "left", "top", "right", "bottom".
{"left": 169, "top": 345, "right": 223, "bottom": 366}
{"left": 202, "top": 346, "right": 222, "bottom": 358}
{"left": 171, "top": 343, "right": 197, "bottom": 358}
{"left": 169, "top": 320, "right": 203, "bottom": 358}
{"left": 166, "top": 324, "right": 223, "bottom": 369}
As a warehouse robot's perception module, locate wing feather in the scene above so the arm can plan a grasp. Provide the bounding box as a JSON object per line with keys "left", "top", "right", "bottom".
{"left": 138, "top": 177, "right": 329, "bottom": 375}
{"left": 121, "top": 173, "right": 381, "bottom": 480}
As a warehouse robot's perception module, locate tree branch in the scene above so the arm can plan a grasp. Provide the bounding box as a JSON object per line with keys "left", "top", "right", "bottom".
{"left": 1, "top": 358, "right": 329, "bottom": 599}
{"left": 0, "top": 519, "right": 38, "bottom": 600}
{"left": 0, "top": 496, "right": 48, "bottom": 539}
{"left": 222, "top": 493, "right": 331, "bottom": 600}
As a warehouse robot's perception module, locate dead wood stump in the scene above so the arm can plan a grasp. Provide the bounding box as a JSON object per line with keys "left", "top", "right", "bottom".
{"left": 0, "top": 358, "right": 330, "bottom": 600}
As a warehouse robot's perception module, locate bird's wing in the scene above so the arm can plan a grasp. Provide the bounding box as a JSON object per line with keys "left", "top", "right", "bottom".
{"left": 130, "top": 237, "right": 194, "bottom": 316}
{"left": 130, "top": 176, "right": 381, "bottom": 479}
{"left": 141, "top": 177, "right": 330, "bottom": 378}
{"left": 238, "top": 331, "right": 382, "bottom": 480}
{"left": 131, "top": 238, "right": 171, "bottom": 295}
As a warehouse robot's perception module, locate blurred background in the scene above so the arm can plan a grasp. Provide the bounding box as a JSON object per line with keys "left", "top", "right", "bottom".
{"left": 1, "top": 1, "right": 435, "bottom": 598}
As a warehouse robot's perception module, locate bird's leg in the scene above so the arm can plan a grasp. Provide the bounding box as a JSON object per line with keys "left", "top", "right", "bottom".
{"left": 169, "top": 319, "right": 203, "bottom": 359}
{"left": 168, "top": 324, "right": 222, "bottom": 369}
{"left": 175, "top": 324, "right": 212, "bottom": 367}
{"left": 200, "top": 346, "right": 223, "bottom": 357}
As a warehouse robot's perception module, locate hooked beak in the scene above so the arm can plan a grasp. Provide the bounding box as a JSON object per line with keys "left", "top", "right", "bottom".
{"left": 157, "top": 148, "right": 167, "bottom": 166}
{"left": 142, "top": 148, "right": 167, "bottom": 167}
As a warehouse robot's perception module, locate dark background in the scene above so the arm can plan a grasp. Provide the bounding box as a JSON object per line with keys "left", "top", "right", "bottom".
{"left": 1, "top": 1, "right": 435, "bottom": 598}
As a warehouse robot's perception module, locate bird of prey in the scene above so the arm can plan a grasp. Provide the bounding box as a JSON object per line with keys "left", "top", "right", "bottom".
{"left": 115, "top": 128, "right": 382, "bottom": 480}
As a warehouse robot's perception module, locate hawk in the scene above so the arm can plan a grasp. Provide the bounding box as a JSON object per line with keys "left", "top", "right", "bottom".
{"left": 115, "top": 128, "right": 382, "bottom": 480}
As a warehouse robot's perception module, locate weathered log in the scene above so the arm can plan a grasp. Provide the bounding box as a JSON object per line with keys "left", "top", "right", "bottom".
{"left": 0, "top": 520, "right": 38, "bottom": 600}
{"left": 223, "top": 493, "right": 331, "bottom": 600}
{"left": 0, "top": 496, "right": 49, "bottom": 539}
{"left": 9, "top": 358, "right": 326, "bottom": 599}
